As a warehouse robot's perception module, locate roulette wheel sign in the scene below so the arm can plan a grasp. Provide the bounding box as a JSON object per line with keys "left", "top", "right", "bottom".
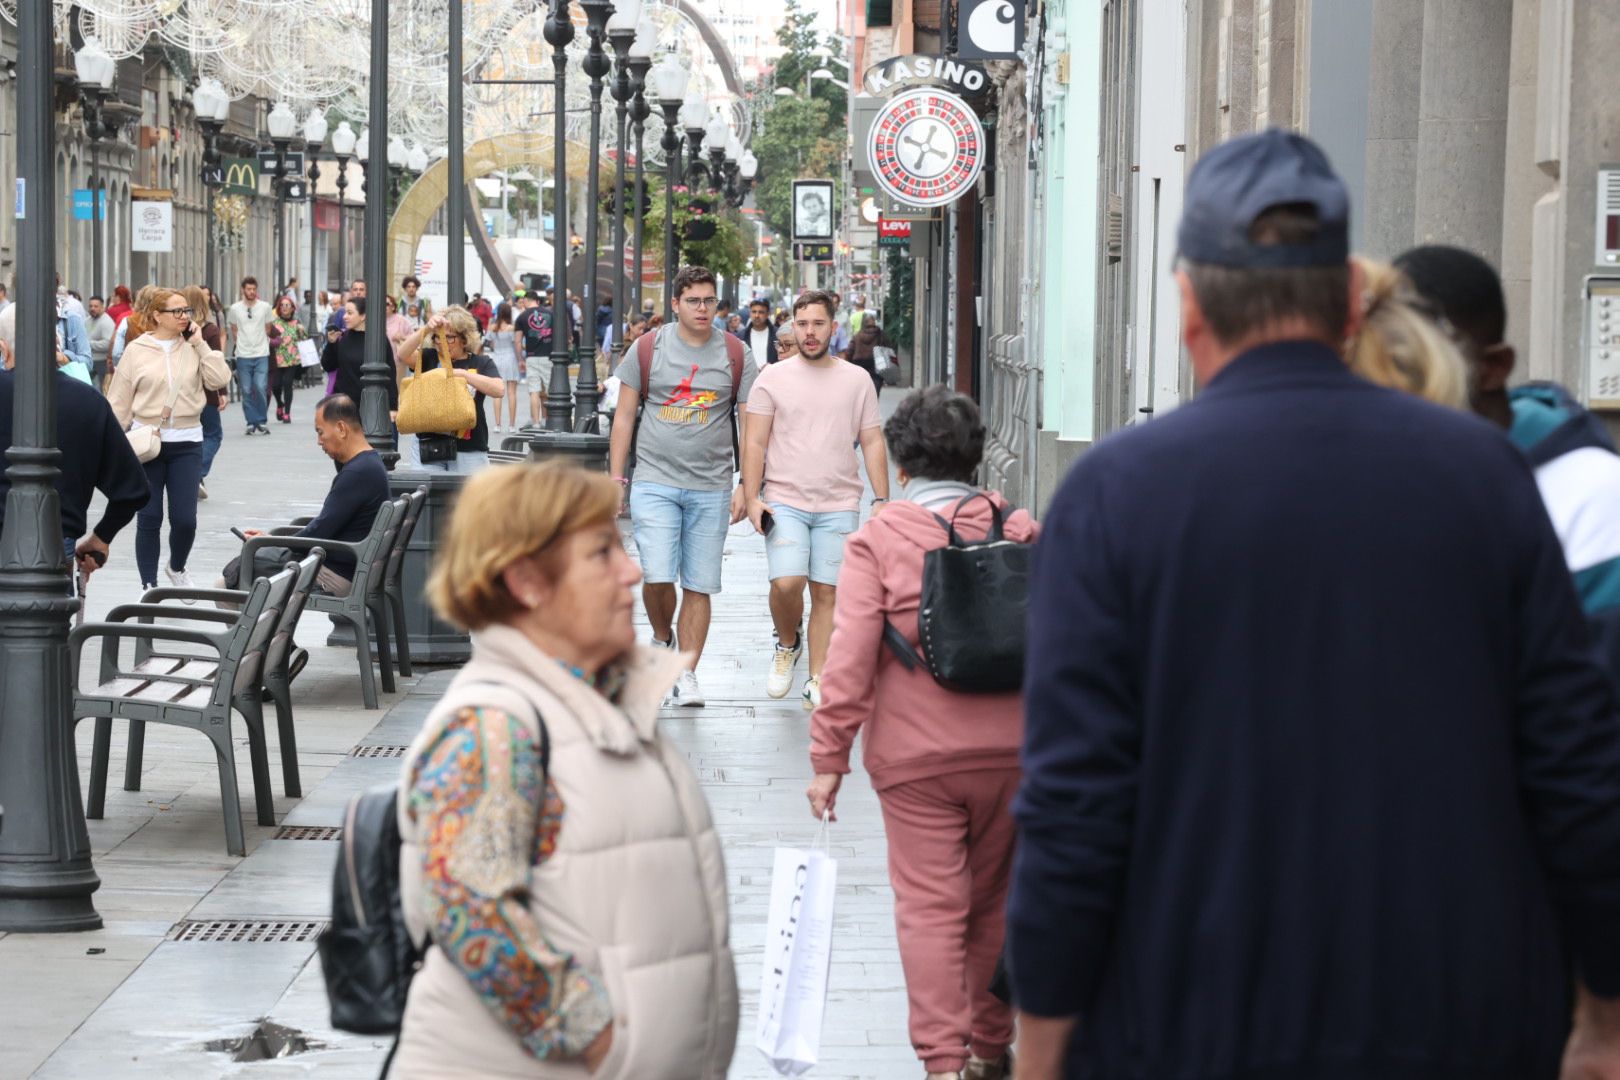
{"left": 867, "top": 88, "right": 987, "bottom": 209}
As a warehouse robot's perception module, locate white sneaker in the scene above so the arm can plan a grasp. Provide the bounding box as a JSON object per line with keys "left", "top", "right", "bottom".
{"left": 670, "top": 669, "right": 705, "bottom": 707}
{"left": 802, "top": 675, "right": 822, "bottom": 711}
{"left": 651, "top": 633, "right": 677, "bottom": 652}
{"left": 766, "top": 632, "right": 803, "bottom": 698}
{"left": 165, "top": 565, "right": 196, "bottom": 603}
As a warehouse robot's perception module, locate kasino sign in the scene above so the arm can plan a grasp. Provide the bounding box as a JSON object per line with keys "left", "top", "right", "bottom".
{"left": 863, "top": 55, "right": 992, "bottom": 100}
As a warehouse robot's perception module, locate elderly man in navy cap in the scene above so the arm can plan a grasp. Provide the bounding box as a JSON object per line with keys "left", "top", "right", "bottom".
{"left": 1008, "top": 129, "right": 1620, "bottom": 1080}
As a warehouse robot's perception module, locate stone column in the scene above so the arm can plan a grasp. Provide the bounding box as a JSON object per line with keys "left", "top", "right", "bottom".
{"left": 1411, "top": 0, "right": 1514, "bottom": 255}
{"left": 1498, "top": 0, "right": 1553, "bottom": 373}
{"left": 1361, "top": 0, "right": 1424, "bottom": 257}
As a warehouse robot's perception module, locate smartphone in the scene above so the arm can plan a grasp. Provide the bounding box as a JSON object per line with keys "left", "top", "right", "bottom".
{"left": 231, "top": 526, "right": 248, "bottom": 542}
{"left": 760, "top": 509, "right": 774, "bottom": 536}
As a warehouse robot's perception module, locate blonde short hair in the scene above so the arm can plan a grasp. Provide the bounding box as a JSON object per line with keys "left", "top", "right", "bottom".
{"left": 427, "top": 461, "right": 621, "bottom": 631}
{"left": 435, "top": 305, "right": 483, "bottom": 358}
{"left": 1346, "top": 258, "right": 1470, "bottom": 410}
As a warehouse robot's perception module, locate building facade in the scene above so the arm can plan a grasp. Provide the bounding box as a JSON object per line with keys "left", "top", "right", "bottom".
{"left": 0, "top": 28, "right": 367, "bottom": 308}
{"left": 845, "top": 0, "right": 1620, "bottom": 513}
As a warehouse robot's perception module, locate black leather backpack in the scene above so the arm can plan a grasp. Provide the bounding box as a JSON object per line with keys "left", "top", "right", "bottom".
{"left": 319, "top": 710, "right": 550, "bottom": 1048}
{"left": 883, "top": 494, "right": 1033, "bottom": 693}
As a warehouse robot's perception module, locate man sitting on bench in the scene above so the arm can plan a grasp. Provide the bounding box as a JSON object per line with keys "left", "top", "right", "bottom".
{"left": 218, "top": 394, "right": 389, "bottom": 597}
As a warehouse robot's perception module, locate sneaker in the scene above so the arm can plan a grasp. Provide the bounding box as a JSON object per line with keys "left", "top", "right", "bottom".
{"left": 257, "top": 424, "right": 272, "bottom": 435}
{"left": 197, "top": 480, "right": 208, "bottom": 501}
{"left": 766, "top": 631, "right": 803, "bottom": 698}
{"left": 245, "top": 425, "right": 257, "bottom": 436}
{"left": 962, "top": 1053, "right": 1012, "bottom": 1080}
{"left": 670, "top": 669, "right": 705, "bottom": 708}
{"left": 165, "top": 565, "right": 196, "bottom": 603}
{"left": 651, "top": 633, "right": 677, "bottom": 652}
{"left": 802, "top": 675, "right": 822, "bottom": 711}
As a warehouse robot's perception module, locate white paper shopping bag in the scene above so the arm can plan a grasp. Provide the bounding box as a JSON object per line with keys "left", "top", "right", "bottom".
{"left": 297, "top": 339, "right": 322, "bottom": 368}
{"left": 755, "top": 818, "right": 838, "bottom": 1076}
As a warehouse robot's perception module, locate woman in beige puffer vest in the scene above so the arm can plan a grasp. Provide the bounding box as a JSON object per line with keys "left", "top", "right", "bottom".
{"left": 391, "top": 461, "right": 737, "bottom": 1079}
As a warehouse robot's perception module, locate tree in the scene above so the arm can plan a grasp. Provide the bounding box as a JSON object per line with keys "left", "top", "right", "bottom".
{"left": 752, "top": 95, "right": 844, "bottom": 242}
{"left": 771, "top": 0, "right": 848, "bottom": 122}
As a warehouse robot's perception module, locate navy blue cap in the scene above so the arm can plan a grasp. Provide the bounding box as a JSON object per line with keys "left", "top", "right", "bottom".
{"left": 1178, "top": 129, "right": 1350, "bottom": 269}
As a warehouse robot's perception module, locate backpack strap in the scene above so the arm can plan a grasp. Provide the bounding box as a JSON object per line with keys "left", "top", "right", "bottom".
{"left": 637, "top": 328, "right": 656, "bottom": 404}
{"left": 725, "top": 332, "right": 745, "bottom": 470}
{"left": 946, "top": 493, "right": 1005, "bottom": 543}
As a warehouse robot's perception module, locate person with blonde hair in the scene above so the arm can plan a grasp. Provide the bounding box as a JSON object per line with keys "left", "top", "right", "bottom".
{"left": 106, "top": 286, "right": 231, "bottom": 591}
{"left": 109, "top": 283, "right": 159, "bottom": 372}
{"left": 1344, "top": 257, "right": 1469, "bottom": 410}
{"left": 395, "top": 304, "right": 504, "bottom": 472}
{"left": 391, "top": 460, "right": 737, "bottom": 1078}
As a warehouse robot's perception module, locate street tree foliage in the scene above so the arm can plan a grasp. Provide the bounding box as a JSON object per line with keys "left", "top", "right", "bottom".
{"left": 750, "top": 0, "right": 850, "bottom": 244}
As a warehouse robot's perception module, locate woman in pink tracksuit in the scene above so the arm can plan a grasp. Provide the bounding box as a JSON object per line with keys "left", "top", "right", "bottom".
{"left": 808, "top": 386, "right": 1038, "bottom": 1080}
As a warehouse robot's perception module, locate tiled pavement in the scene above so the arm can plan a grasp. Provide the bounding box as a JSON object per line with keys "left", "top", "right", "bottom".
{"left": 0, "top": 392, "right": 919, "bottom": 1078}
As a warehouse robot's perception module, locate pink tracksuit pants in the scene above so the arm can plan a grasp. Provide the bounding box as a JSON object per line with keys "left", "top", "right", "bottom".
{"left": 877, "top": 766, "right": 1020, "bottom": 1074}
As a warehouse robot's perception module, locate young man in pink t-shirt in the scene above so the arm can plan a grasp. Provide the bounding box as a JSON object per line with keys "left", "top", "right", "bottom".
{"left": 743, "top": 290, "right": 890, "bottom": 709}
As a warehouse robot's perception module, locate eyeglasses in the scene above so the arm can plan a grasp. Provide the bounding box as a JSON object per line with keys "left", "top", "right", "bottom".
{"left": 162, "top": 306, "right": 193, "bottom": 316}
{"left": 681, "top": 297, "right": 720, "bottom": 310}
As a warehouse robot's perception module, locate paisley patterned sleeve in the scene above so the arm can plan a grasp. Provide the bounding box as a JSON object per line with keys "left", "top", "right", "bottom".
{"left": 409, "top": 706, "right": 612, "bottom": 1060}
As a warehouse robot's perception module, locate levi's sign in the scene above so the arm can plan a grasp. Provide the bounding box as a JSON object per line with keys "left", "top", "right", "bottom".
{"left": 863, "top": 54, "right": 991, "bottom": 101}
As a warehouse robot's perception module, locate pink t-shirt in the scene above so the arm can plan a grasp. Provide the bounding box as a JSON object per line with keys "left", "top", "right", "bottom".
{"left": 748, "top": 357, "right": 882, "bottom": 513}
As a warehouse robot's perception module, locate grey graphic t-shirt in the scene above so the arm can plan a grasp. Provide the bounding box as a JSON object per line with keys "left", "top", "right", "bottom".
{"left": 616, "top": 324, "right": 756, "bottom": 492}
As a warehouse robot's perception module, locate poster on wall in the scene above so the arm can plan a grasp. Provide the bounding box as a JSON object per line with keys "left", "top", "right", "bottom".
{"left": 792, "top": 180, "right": 835, "bottom": 242}
{"left": 131, "top": 198, "right": 173, "bottom": 253}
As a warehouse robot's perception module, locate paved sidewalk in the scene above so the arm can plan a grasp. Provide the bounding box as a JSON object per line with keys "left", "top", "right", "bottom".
{"left": 0, "top": 393, "right": 922, "bottom": 1078}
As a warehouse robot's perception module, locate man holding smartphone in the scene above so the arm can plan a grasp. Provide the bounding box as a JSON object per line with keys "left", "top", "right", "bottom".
{"left": 742, "top": 289, "right": 888, "bottom": 709}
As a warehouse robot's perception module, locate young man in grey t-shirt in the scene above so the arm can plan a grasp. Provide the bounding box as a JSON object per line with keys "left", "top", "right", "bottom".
{"left": 608, "top": 266, "right": 757, "bottom": 707}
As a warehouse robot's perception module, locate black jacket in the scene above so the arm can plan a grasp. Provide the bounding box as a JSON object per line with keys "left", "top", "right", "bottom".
{"left": 734, "top": 322, "right": 779, "bottom": 365}
{"left": 1010, "top": 342, "right": 1620, "bottom": 1079}
{"left": 321, "top": 330, "right": 398, "bottom": 412}
{"left": 0, "top": 367, "right": 148, "bottom": 544}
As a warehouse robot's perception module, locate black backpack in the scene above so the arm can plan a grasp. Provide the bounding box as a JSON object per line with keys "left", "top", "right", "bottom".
{"left": 882, "top": 494, "right": 1032, "bottom": 693}
{"left": 319, "top": 709, "right": 550, "bottom": 1044}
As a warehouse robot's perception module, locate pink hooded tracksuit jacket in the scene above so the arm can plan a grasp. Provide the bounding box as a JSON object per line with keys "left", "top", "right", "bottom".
{"left": 810, "top": 492, "right": 1039, "bottom": 789}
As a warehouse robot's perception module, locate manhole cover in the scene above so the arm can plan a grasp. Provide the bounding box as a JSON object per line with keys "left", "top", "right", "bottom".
{"left": 205, "top": 1020, "right": 325, "bottom": 1061}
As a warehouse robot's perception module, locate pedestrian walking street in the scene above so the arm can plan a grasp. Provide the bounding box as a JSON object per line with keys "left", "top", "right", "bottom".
{"left": 0, "top": 398, "right": 913, "bottom": 1079}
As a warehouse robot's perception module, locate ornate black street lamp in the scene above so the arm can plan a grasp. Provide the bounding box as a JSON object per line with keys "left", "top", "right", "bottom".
{"left": 680, "top": 87, "right": 707, "bottom": 189}
{"left": 628, "top": 24, "right": 653, "bottom": 318}
{"left": 704, "top": 113, "right": 729, "bottom": 196}
{"left": 361, "top": 0, "right": 397, "bottom": 468}
{"left": 606, "top": 1, "right": 644, "bottom": 364}
{"left": 575, "top": 0, "right": 615, "bottom": 431}
{"left": 73, "top": 36, "right": 117, "bottom": 299}
{"left": 331, "top": 121, "right": 357, "bottom": 288}
{"left": 727, "top": 147, "right": 758, "bottom": 210}
{"left": 0, "top": 0, "right": 101, "bottom": 932}
{"left": 652, "top": 53, "right": 690, "bottom": 316}
{"left": 304, "top": 108, "right": 328, "bottom": 338}
{"left": 266, "top": 101, "right": 298, "bottom": 298}
{"left": 194, "top": 79, "right": 231, "bottom": 295}
{"left": 542, "top": 0, "right": 576, "bottom": 432}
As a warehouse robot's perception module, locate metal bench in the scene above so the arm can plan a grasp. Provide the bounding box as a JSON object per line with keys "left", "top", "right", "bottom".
{"left": 70, "top": 561, "right": 309, "bottom": 856}
{"left": 489, "top": 448, "right": 530, "bottom": 465}
{"left": 132, "top": 548, "right": 327, "bottom": 800}
{"left": 380, "top": 486, "right": 427, "bottom": 678}
{"left": 243, "top": 495, "right": 402, "bottom": 709}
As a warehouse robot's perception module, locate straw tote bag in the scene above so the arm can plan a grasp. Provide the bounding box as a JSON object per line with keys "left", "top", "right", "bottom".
{"left": 396, "top": 329, "right": 476, "bottom": 436}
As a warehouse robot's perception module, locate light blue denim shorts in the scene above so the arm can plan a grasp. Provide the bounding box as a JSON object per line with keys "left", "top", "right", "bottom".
{"left": 629, "top": 480, "right": 730, "bottom": 595}
{"left": 765, "top": 503, "right": 859, "bottom": 586}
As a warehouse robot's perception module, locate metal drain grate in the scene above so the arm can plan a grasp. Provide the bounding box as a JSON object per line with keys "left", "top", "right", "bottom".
{"left": 170, "top": 920, "right": 327, "bottom": 943}
{"left": 350, "top": 744, "right": 409, "bottom": 758}
{"left": 273, "top": 825, "right": 342, "bottom": 841}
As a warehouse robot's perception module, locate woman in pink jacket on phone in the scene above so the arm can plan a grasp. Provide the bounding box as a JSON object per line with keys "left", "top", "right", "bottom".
{"left": 808, "top": 386, "right": 1038, "bottom": 1080}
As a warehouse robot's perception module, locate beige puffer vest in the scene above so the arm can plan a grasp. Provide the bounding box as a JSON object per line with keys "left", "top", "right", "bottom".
{"left": 391, "top": 626, "right": 738, "bottom": 1079}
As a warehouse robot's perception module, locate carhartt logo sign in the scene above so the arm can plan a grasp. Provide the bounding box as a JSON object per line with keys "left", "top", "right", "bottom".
{"left": 957, "top": 0, "right": 1026, "bottom": 60}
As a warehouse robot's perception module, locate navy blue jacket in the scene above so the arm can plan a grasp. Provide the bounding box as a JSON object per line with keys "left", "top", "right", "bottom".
{"left": 0, "top": 367, "right": 148, "bottom": 544}
{"left": 1009, "top": 343, "right": 1620, "bottom": 1080}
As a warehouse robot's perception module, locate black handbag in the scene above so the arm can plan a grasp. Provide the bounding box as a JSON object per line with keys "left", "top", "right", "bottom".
{"left": 883, "top": 494, "right": 1032, "bottom": 693}
{"left": 416, "top": 433, "right": 459, "bottom": 464}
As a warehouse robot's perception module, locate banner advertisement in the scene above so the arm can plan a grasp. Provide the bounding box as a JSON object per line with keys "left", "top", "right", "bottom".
{"left": 131, "top": 199, "right": 173, "bottom": 253}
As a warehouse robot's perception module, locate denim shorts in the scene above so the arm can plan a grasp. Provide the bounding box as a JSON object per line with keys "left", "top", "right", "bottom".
{"left": 764, "top": 503, "right": 859, "bottom": 586}
{"left": 629, "top": 481, "right": 730, "bottom": 595}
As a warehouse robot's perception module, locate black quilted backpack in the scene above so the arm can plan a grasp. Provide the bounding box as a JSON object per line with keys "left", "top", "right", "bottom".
{"left": 882, "top": 494, "right": 1033, "bottom": 693}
